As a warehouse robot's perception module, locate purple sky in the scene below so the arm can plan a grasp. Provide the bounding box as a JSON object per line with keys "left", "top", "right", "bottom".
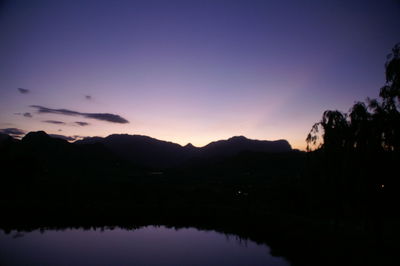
{"left": 0, "top": 0, "right": 399, "bottom": 149}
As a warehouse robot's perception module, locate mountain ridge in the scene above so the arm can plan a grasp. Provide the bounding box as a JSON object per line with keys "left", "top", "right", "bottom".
{"left": 75, "top": 133, "right": 291, "bottom": 150}
{"left": 75, "top": 133, "right": 292, "bottom": 167}
{"left": 1, "top": 131, "right": 293, "bottom": 168}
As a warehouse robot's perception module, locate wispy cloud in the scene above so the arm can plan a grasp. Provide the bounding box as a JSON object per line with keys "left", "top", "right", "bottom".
{"left": 75, "top": 121, "right": 90, "bottom": 126}
{"left": 14, "top": 112, "right": 32, "bottom": 118}
{"left": 31, "top": 105, "right": 129, "bottom": 124}
{"left": 43, "top": 120, "right": 66, "bottom": 125}
{"left": 84, "top": 113, "right": 128, "bottom": 123}
{"left": 0, "top": 128, "right": 25, "bottom": 137}
{"left": 17, "top": 88, "right": 30, "bottom": 94}
{"left": 14, "top": 113, "right": 32, "bottom": 118}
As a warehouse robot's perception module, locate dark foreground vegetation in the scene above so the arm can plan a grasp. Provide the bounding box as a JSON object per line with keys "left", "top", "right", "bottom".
{"left": 1, "top": 44, "right": 399, "bottom": 266}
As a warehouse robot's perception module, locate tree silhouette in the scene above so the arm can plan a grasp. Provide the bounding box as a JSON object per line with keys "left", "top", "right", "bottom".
{"left": 307, "top": 43, "right": 400, "bottom": 153}
{"left": 305, "top": 43, "right": 400, "bottom": 237}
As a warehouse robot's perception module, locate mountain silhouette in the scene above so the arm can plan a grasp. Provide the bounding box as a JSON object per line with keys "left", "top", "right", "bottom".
{"left": 0, "top": 131, "right": 127, "bottom": 180}
{"left": 75, "top": 134, "right": 292, "bottom": 167}
{"left": 201, "top": 136, "right": 291, "bottom": 156}
{"left": 0, "top": 131, "right": 292, "bottom": 171}
{"left": 75, "top": 134, "right": 188, "bottom": 167}
{"left": 0, "top": 133, "right": 17, "bottom": 148}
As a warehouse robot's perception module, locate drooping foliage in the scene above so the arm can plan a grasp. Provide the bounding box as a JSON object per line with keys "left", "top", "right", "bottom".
{"left": 304, "top": 44, "right": 400, "bottom": 231}
{"left": 307, "top": 43, "right": 400, "bottom": 153}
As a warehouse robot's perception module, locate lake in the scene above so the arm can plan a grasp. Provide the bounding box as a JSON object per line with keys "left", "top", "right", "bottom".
{"left": 0, "top": 225, "right": 290, "bottom": 266}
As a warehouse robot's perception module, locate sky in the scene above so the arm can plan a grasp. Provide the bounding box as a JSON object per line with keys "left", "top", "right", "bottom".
{"left": 0, "top": 0, "right": 399, "bottom": 150}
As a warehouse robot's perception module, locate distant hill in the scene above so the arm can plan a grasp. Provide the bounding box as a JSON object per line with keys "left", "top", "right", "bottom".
{"left": 1, "top": 131, "right": 293, "bottom": 169}
{"left": 75, "top": 134, "right": 292, "bottom": 167}
{"left": 200, "top": 136, "right": 291, "bottom": 156}
{"left": 0, "top": 133, "right": 17, "bottom": 148}
{"left": 75, "top": 134, "right": 186, "bottom": 168}
{"left": 0, "top": 131, "right": 125, "bottom": 180}
{"left": 0, "top": 131, "right": 304, "bottom": 218}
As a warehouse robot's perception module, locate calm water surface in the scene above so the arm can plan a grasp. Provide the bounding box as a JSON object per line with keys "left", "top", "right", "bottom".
{"left": 0, "top": 226, "right": 290, "bottom": 266}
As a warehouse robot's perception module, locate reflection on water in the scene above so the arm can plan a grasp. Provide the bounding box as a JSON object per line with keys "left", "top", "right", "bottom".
{"left": 0, "top": 226, "right": 290, "bottom": 266}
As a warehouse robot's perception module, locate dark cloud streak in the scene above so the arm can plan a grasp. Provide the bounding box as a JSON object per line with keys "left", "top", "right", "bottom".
{"left": 17, "top": 88, "right": 30, "bottom": 94}
{"left": 75, "top": 121, "right": 89, "bottom": 126}
{"left": 49, "top": 134, "right": 86, "bottom": 142}
{"left": 31, "top": 105, "right": 129, "bottom": 124}
{"left": 0, "top": 128, "right": 25, "bottom": 137}
{"left": 14, "top": 112, "right": 33, "bottom": 118}
{"left": 43, "top": 120, "right": 66, "bottom": 125}
{"left": 49, "top": 134, "right": 77, "bottom": 141}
